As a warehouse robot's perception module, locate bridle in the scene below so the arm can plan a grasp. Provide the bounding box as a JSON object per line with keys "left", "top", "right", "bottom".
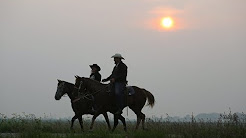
{"left": 61, "top": 82, "right": 75, "bottom": 97}
{"left": 74, "top": 79, "right": 109, "bottom": 100}
{"left": 72, "top": 81, "right": 95, "bottom": 103}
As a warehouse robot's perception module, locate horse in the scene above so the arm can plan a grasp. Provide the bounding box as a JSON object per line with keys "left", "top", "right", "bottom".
{"left": 75, "top": 76, "right": 155, "bottom": 130}
{"left": 75, "top": 77, "right": 128, "bottom": 132}
{"left": 54, "top": 80, "right": 111, "bottom": 131}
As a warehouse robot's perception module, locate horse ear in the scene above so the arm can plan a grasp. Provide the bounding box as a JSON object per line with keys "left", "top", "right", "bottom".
{"left": 75, "top": 75, "right": 77, "bottom": 78}
{"left": 57, "top": 79, "right": 61, "bottom": 82}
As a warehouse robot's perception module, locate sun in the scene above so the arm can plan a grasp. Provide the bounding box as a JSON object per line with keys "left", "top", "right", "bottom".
{"left": 161, "top": 17, "right": 174, "bottom": 29}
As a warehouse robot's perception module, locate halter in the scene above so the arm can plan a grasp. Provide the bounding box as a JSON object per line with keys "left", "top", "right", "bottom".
{"left": 78, "top": 80, "right": 83, "bottom": 90}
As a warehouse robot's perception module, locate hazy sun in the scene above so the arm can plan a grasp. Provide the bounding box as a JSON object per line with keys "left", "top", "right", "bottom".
{"left": 161, "top": 17, "right": 173, "bottom": 29}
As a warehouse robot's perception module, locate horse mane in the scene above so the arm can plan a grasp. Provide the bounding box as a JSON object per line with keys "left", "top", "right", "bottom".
{"left": 83, "top": 77, "right": 105, "bottom": 88}
{"left": 75, "top": 76, "right": 106, "bottom": 86}
{"left": 76, "top": 76, "right": 107, "bottom": 94}
{"left": 58, "top": 80, "right": 75, "bottom": 86}
{"left": 66, "top": 81, "right": 75, "bottom": 86}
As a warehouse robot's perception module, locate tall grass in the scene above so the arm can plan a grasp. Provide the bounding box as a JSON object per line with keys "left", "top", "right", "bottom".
{"left": 0, "top": 112, "right": 245, "bottom": 138}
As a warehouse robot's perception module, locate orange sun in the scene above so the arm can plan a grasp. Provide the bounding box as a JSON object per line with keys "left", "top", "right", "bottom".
{"left": 161, "top": 17, "right": 174, "bottom": 29}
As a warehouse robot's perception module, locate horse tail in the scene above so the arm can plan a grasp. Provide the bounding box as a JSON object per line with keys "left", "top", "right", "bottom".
{"left": 142, "top": 89, "right": 155, "bottom": 108}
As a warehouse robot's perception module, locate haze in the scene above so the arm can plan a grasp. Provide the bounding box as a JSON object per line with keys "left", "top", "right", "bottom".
{"left": 1, "top": 0, "right": 245, "bottom": 119}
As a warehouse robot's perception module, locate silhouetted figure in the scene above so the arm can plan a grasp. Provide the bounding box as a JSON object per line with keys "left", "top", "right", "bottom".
{"left": 102, "top": 53, "right": 127, "bottom": 115}
{"left": 88, "top": 64, "right": 101, "bottom": 113}
{"left": 89, "top": 64, "right": 101, "bottom": 82}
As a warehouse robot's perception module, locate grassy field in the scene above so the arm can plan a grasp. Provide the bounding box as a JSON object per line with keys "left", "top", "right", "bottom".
{"left": 0, "top": 112, "right": 246, "bottom": 138}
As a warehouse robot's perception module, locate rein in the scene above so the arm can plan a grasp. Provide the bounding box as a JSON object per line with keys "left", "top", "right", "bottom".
{"left": 77, "top": 79, "right": 109, "bottom": 96}
{"left": 88, "top": 85, "right": 109, "bottom": 96}
{"left": 73, "top": 85, "right": 97, "bottom": 103}
{"left": 73, "top": 78, "right": 109, "bottom": 103}
{"left": 72, "top": 93, "right": 95, "bottom": 103}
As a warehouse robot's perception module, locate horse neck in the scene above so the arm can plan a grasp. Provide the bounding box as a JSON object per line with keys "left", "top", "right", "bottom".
{"left": 86, "top": 79, "right": 104, "bottom": 94}
{"left": 66, "top": 85, "right": 76, "bottom": 101}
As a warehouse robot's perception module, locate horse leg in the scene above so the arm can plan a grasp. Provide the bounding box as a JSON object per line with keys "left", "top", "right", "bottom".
{"left": 89, "top": 111, "right": 101, "bottom": 130}
{"left": 136, "top": 116, "right": 141, "bottom": 130}
{"left": 102, "top": 113, "right": 111, "bottom": 131}
{"left": 112, "top": 115, "right": 119, "bottom": 132}
{"left": 129, "top": 106, "right": 142, "bottom": 130}
{"left": 70, "top": 115, "right": 77, "bottom": 130}
{"left": 78, "top": 115, "right": 84, "bottom": 132}
{"left": 112, "top": 114, "right": 126, "bottom": 132}
{"left": 118, "top": 114, "right": 127, "bottom": 132}
{"left": 134, "top": 112, "right": 146, "bottom": 130}
{"left": 140, "top": 112, "right": 146, "bottom": 130}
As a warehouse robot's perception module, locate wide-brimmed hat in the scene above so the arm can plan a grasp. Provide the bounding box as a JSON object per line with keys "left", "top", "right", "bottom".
{"left": 111, "top": 53, "right": 125, "bottom": 60}
{"left": 89, "top": 64, "right": 101, "bottom": 71}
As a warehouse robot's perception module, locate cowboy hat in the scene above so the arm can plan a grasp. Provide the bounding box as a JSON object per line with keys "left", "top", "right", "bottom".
{"left": 89, "top": 64, "right": 101, "bottom": 71}
{"left": 111, "top": 53, "right": 125, "bottom": 60}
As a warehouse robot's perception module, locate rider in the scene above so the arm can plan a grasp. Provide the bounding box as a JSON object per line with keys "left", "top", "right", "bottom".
{"left": 89, "top": 64, "right": 101, "bottom": 82}
{"left": 102, "top": 53, "right": 128, "bottom": 115}
{"left": 87, "top": 64, "right": 101, "bottom": 114}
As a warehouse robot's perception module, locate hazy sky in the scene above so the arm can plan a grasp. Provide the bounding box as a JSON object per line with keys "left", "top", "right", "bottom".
{"left": 1, "top": 0, "right": 245, "bottom": 119}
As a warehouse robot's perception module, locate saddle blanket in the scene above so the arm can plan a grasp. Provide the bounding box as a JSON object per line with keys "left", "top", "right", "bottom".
{"left": 126, "top": 86, "right": 135, "bottom": 95}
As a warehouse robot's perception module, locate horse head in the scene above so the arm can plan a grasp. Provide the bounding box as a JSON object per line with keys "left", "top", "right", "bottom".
{"left": 55, "top": 80, "right": 74, "bottom": 100}
{"left": 74, "top": 75, "right": 87, "bottom": 93}
{"left": 75, "top": 75, "right": 107, "bottom": 96}
{"left": 74, "top": 75, "right": 81, "bottom": 88}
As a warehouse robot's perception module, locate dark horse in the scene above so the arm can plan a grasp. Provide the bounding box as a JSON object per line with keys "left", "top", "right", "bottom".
{"left": 75, "top": 76, "right": 155, "bottom": 130}
{"left": 55, "top": 80, "right": 111, "bottom": 131}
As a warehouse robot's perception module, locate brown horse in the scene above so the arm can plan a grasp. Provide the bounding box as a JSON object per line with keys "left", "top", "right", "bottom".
{"left": 75, "top": 76, "right": 155, "bottom": 130}
{"left": 55, "top": 80, "right": 111, "bottom": 131}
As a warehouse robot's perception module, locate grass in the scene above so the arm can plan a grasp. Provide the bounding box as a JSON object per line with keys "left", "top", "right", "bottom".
{"left": 0, "top": 112, "right": 246, "bottom": 138}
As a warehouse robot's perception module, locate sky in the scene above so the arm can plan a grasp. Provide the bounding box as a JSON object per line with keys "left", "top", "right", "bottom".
{"left": 1, "top": 0, "right": 246, "bottom": 120}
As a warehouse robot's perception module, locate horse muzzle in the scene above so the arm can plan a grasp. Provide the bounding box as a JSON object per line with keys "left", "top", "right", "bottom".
{"left": 55, "top": 95, "right": 61, "bottom": 100}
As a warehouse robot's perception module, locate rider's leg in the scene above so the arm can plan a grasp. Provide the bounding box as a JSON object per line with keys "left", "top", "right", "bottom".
{"left": 114, "top": 82, "right": 125, "bottom": 114}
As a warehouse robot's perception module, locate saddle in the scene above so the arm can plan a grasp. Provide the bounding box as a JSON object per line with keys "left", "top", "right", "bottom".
{"left": 106, "top": 84, "right": 135, "bottom": 96}
{"left": 125, "top": 86, "right": 135, "bottom": 96}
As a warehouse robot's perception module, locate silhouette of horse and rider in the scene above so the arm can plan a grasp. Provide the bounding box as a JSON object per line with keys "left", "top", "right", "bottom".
{"left": 55, "top": 53, "right": 155, "bottom": 131}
